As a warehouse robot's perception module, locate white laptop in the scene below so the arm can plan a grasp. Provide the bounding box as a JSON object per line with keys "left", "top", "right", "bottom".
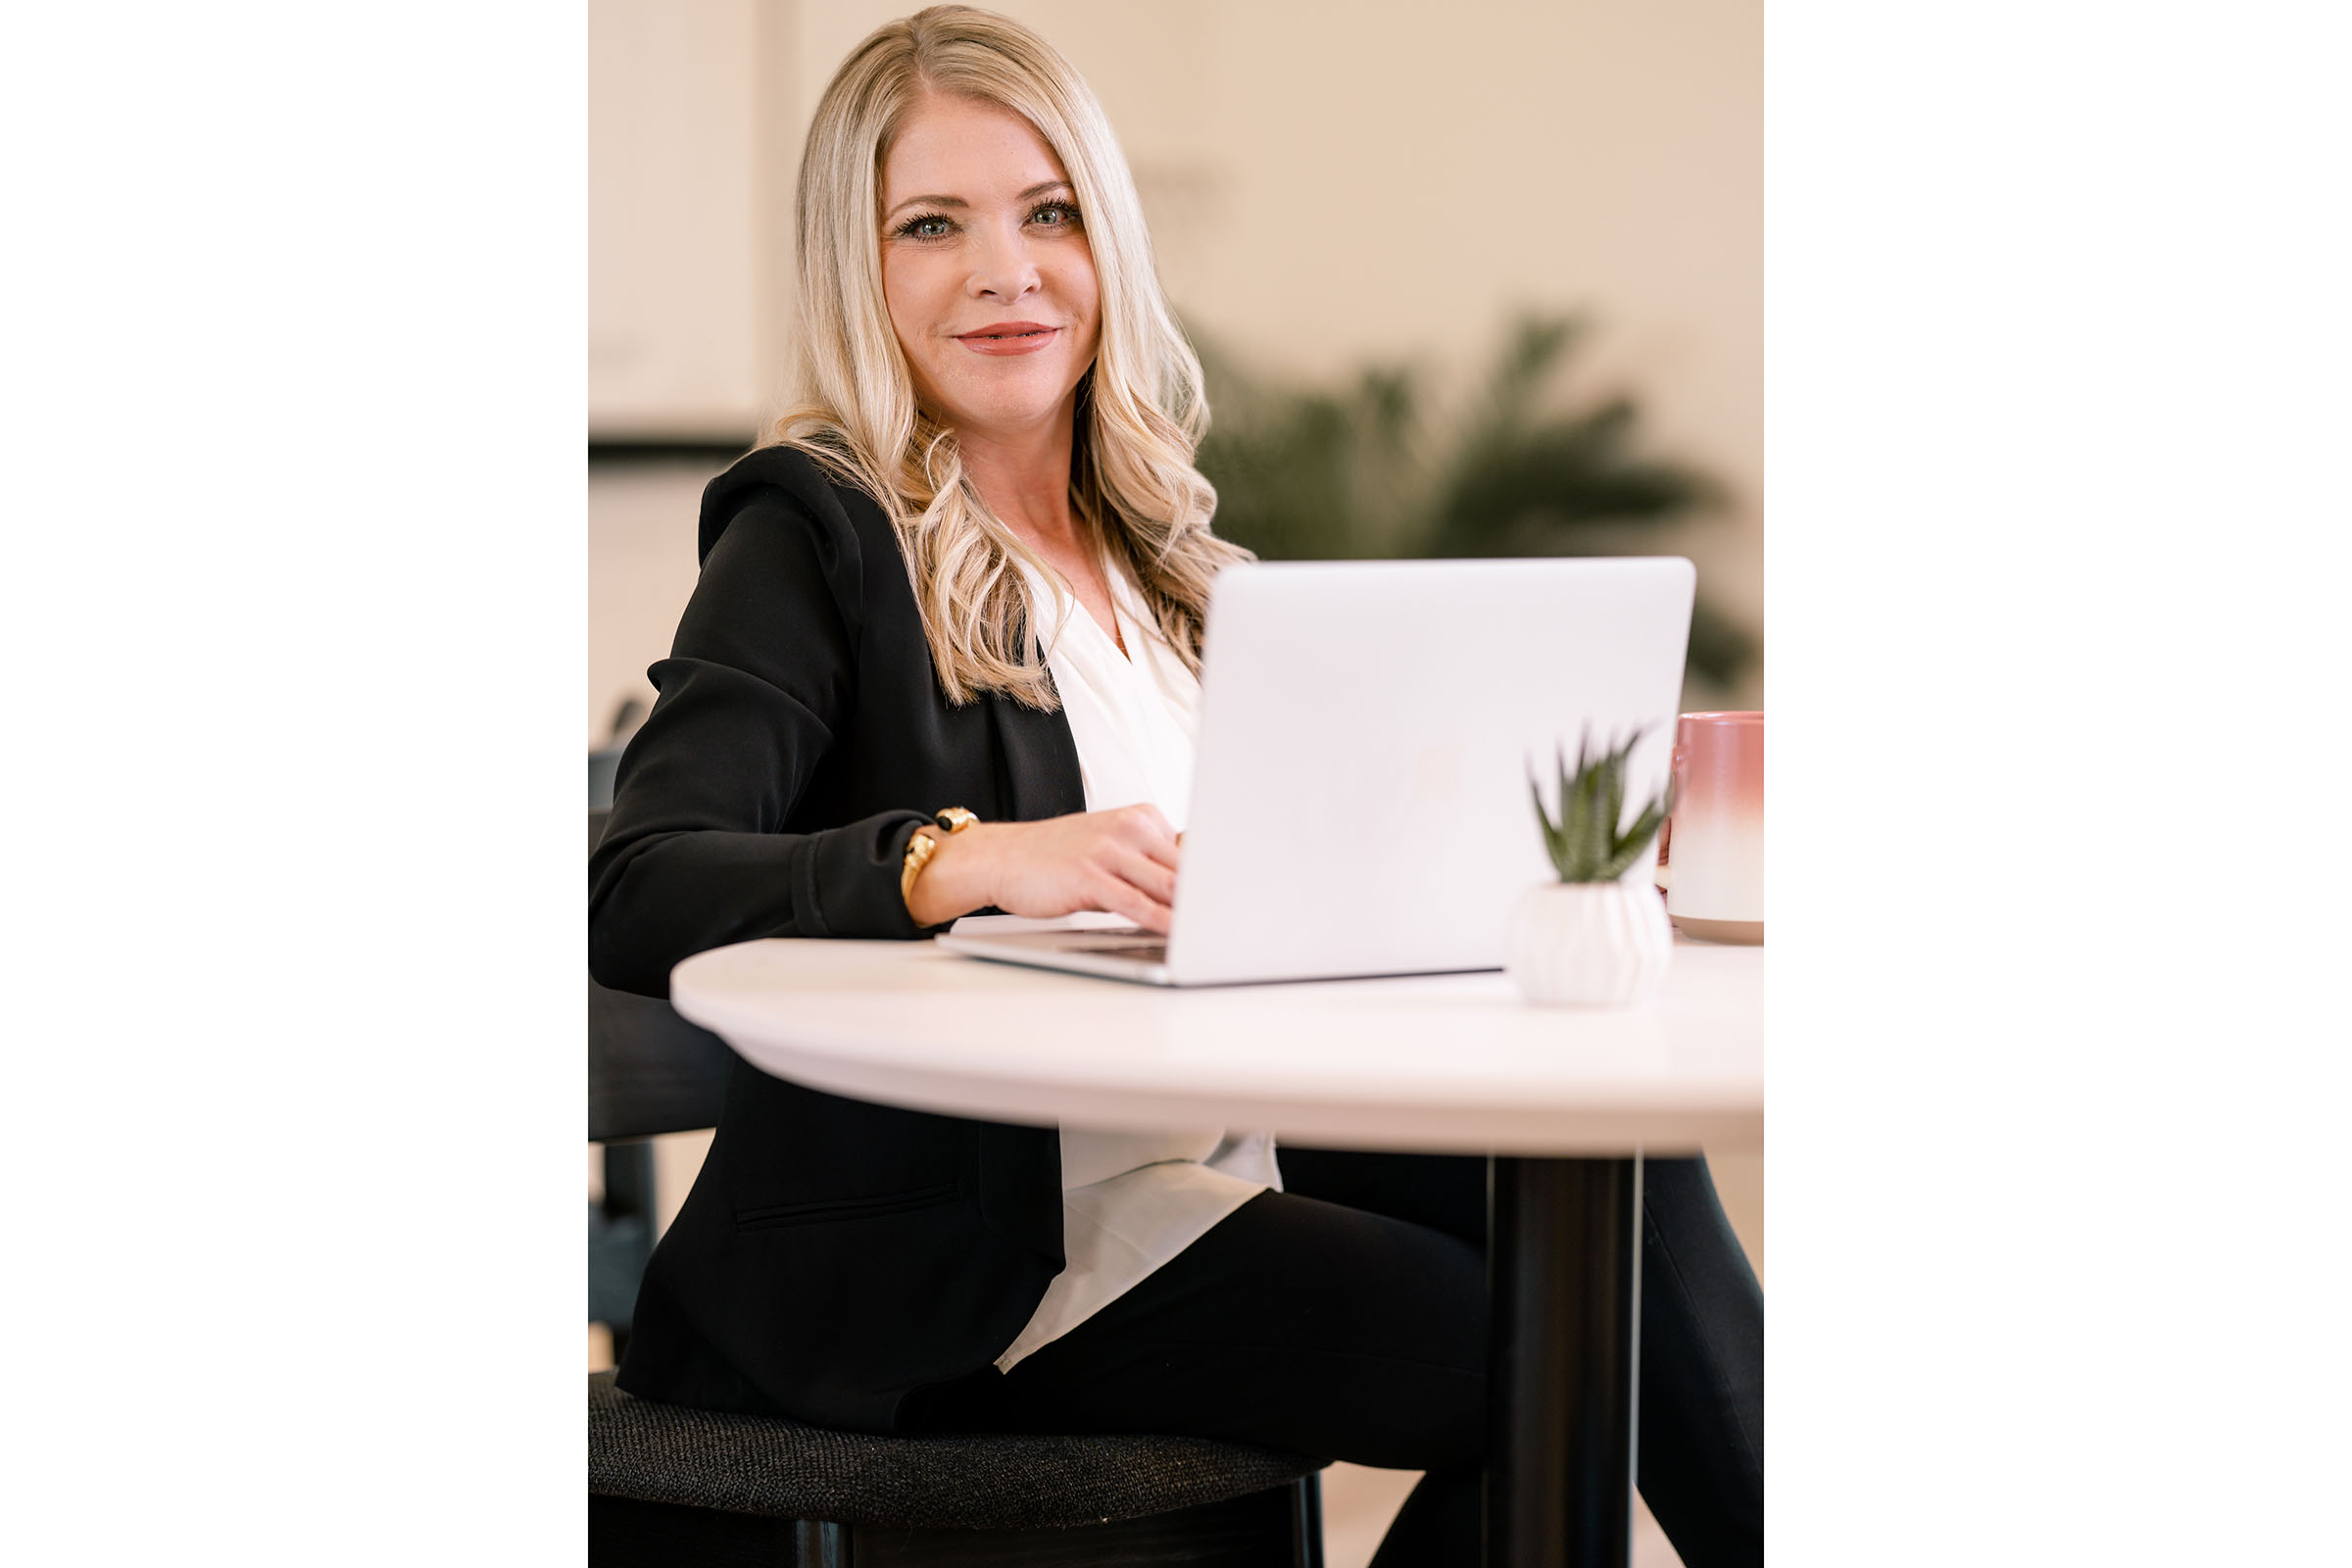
{"left": 936, "top": 557, "right": 1694, "bottom": 986}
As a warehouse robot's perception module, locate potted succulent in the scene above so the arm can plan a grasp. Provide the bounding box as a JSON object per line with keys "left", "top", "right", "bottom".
{"left": 1508, "top": 727, "right": 1677, "bottom": 1006}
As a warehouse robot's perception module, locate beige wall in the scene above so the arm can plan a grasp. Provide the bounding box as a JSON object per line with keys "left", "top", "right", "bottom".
{"left": 588, "top": 460, "right": 720, "bottom": 743}
{"left": 589, "top": 0, "right": 796, "bottom": 435}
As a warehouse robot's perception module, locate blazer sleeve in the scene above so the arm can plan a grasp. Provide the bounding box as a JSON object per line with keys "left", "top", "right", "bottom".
{"left": 588, "top": 480, "right": 932, "bottom": 998}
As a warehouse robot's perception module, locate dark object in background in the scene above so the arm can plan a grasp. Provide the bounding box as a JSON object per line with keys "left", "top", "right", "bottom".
{"left": 1195, "top": 313, "right": 1758, "bottom": 690}
{"left": 589, "top": 807, "right": 735, "bottom": 1356}
{"left": 590, "top": 699, "right": 647, "bottom": 812}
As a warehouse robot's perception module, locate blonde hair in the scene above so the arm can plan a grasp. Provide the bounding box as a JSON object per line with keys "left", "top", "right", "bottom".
{"left": 768, "top": 4, "right": 1249, "bottom": 709}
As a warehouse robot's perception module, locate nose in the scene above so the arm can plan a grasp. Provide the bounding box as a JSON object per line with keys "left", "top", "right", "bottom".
{"left": 965, "top": 218, "right": 1041, "bottom": 305}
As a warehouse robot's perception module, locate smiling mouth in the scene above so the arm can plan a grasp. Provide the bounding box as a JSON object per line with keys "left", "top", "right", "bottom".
{"left": 954, "top": 324, "right": 1062, "bottom": 358}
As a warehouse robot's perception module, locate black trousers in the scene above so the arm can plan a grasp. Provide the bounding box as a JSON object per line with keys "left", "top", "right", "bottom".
{"left": 902, "top": 1150, "right": 1763, "bottom": 1568}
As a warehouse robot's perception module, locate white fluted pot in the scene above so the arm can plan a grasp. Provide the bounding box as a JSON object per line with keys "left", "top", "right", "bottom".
{"left": 1505, "top": 879, "right": 1675, "bottom": 1007}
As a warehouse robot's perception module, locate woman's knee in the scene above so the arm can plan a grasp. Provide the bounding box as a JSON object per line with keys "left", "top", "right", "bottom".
{"left": 1277, "top": 1147, "right": 1489, "bottom": 1247}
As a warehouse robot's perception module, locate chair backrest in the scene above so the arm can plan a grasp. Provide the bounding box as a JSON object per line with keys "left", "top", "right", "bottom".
{"left": 590, "top": 809, "right": 737, "bottom": 1143}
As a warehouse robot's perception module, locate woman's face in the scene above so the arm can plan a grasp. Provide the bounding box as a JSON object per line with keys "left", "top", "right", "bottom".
{"left": 877, "top": 92, "right": 1102, "bottom": 445}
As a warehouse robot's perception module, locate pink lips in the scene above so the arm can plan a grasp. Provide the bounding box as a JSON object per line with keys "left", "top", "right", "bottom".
{"left": 955, "top": 321, "right": 1060, "bottom": 357}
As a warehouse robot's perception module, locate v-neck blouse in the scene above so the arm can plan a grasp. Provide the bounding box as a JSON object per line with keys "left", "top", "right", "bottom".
{"left": 1014, "top": 553, "right": 1200, "bottom": 831}
{"left": 991, "top": 554, "right": 1283, "bottom": 1372}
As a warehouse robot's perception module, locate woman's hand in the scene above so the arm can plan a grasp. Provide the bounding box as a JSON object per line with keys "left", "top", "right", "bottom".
{"left": 905, "top": 805, "right": 1181, "bottom": 932}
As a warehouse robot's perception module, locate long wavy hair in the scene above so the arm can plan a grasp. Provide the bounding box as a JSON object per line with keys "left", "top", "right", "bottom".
{"left": 767, "top": 4, "right": 1249, "bottom": 710}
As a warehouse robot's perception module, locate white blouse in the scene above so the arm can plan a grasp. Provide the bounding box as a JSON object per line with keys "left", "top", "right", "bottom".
{"left": 989, "top": 551, "right": 1283, "bottom": 1372}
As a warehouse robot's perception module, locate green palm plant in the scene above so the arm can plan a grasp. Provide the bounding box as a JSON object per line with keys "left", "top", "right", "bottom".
{"left": 1193, "top": 313, "right": 1756, "bottom": 688}
{"left": 1529, "top": 726, "right": 1675, "bottom": 883}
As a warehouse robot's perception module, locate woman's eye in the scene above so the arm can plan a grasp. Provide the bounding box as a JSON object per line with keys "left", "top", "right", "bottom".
{"left": 1029, "top": 202, "right": 1080, "bottom": 229}
{"left": 906, "top": 215, "right": 952, "bottom": 239}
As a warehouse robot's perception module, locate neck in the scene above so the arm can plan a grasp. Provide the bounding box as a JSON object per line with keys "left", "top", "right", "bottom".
{"left": 954, "top": 397, "right": 1082, "bottom": 551}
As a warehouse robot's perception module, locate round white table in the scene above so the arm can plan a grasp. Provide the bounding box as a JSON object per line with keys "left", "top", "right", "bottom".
{"left": 671, "top": 934, "right": 1762, "bottom": 1568}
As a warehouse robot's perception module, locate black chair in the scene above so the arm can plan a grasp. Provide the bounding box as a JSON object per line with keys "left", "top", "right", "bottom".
{"left": 589, "top": 808, "right": 740, "bottom": 1360}
{"left": 588, "top": 810, "right": 1328, "bottom": 1566}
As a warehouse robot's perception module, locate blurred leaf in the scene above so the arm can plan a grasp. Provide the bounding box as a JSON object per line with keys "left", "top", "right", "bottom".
{"left": 1685, "top": 598, "right": 1757, "bottom": 690}
{"left": 1194, "top": 312, "right": 1754, "bottom": 688}
{"left": 1527, "top": 723, "right": 1675, "bottom": 883}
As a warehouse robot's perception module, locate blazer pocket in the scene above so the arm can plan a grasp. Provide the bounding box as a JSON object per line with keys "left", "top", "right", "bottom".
{"left": 733, "top": 1182, "right": 962, "bottom": 1231}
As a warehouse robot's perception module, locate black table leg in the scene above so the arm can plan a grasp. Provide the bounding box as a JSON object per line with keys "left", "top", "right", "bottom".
{"left": 1486, "top": 1153, "right": 1642, "bottom": 1568}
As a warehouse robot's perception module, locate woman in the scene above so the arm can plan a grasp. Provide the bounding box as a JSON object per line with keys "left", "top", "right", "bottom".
{"left": 588, "top": 8, "right": 1762, "bottom": 1564}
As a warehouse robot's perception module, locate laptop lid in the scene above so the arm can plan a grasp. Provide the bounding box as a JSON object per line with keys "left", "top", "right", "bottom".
{"left": 1164, "top": 558, "right": 1693, "bottom": 985}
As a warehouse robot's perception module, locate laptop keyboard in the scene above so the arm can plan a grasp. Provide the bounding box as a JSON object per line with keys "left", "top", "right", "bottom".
{"left": 1078, "top": 940, "right": 1169, "bottom": 962}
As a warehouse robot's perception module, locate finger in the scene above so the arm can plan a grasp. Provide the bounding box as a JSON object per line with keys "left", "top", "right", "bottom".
{"left": 1117, "top": 802, "right": 1177, "bottom": 844}
{"left": 1114, "top": 807, "right": 1181, "bottom": 869}
{"left": 1104, "top": 861, "right": 1174, "bottom": 930}
{"left": 1090, "top": 875, "right": 1168, "bottom": 935}
{"left": 1135, "top": 831, "right": 1181, "bottom": 872}
{"left": 1089, "top": 866, "right": 1173, "bottom": 935}
{"left": 1111, "top": 845, "right": 1178, "bottom": 907}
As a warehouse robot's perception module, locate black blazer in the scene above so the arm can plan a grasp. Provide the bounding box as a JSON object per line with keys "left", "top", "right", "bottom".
{"left": 590, "top": 446, "right": 1087, "bottom": 1431}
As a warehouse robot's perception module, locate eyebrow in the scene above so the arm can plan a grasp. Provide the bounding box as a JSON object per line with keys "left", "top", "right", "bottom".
{"left": 883, "top": 180, "right": 1073, "bottom": 221}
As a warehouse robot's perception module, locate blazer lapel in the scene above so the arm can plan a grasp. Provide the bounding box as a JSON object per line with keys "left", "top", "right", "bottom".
{"left": 985, "top": 687, "right": 1086, "bottom": 821}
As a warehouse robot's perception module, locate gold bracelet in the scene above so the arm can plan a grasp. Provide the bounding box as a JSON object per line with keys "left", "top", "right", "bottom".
{"left": 902, "top": 808, "right": 979, "bottom": 911}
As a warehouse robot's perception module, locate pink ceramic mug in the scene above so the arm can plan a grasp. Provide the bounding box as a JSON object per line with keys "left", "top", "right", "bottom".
{"left": 1663, "top": 710, "right": 1763, "bottom": 944}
